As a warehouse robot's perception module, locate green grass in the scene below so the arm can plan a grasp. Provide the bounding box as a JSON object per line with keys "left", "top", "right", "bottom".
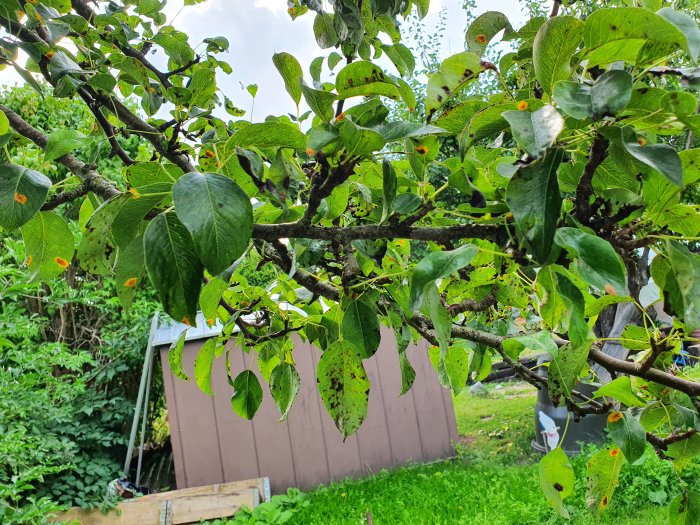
{"left": 286, "top": 382, "right": 698, "bottom": 525}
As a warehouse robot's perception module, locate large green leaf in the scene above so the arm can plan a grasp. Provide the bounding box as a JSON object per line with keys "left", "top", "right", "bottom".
{"left": 44, "top": 129, "right": 92, "bottom": 162}
{"left": 173, "top": 172, "right": 252, "bottom": 275}
{"left": 668, "top": 434, "right": 700, "bottom": 472}
{"left": 0, "top": 164, "right": 51, "bottom": 229}
{"left": 586, "top": 446, "right": 624, "bottom": 515}
{"left": 144, "top": 211, "right": 203, "bottom": 325}
{"left": 425, "top": 52, "right": 484, "bottom": 120}
{"left": 341, "top": 297, "right": 381, "bottom": 359}
{"left": 554, "top": 70, "right": 633, "bottom": 120}
{"left": 465, "top": 11, "right": 514, "bottom": 57}
{"left": 168, "top": 329, "right": 190, "bottom": 381}
{"left": 272, "top": 52, "right": 303, "bottom": 106}
{"left": 658, "top": 8, "right": 700, "bottom": 62}
{"left": 317, "top": 339, "right": 370, "bottom": 439}
{"left": 381, "top": 158, "right": 397, "bottom": 223}
{"left": 337, "top": 119, "right": 386, "bottom": 156}
{"left": 444, "top": 345, "right": 469, "bottom": 395}
{"left": 533, "top": 16, "right": 584, "bottom": 95}
{"left": 194, "top": 338, "right": 216, "bottom": 396}
{"left": 78, "top": 193, "right": 162, "bottom": 274}
{"left": 270, "top": 362, "right": 301, "bottom": 422}
{"left": 548, "top": 341, "right": 592, "bottom": 403}
{"left": 409, "top": 244, "right": 478, "bottom": 311}
{"left": 669, "top": 491, "right": 700, "bottom": 525}
{"left": 539, "top": 447, "right": 575, "bottom": 518}
{"left": 115, "top": 235, "right": 145, "bottom": 309}
{"left": 199, "top": 276, "right": 228, "bottom": 324}
{"left": 301, "top": 84, "right": 336, "bottom": 123}
{"left": 313, "top": 12, "right": 339, "bottom": 48}
{"left": 228, "top": 122, "right": 306, "bottom": 150}
{"left": 231, "top": 370, "right": 263, "bottom": 420}
{"left": 501, "top": 105, "right": 564, "bottom": 158}
{"left": 607, "top": 410, "right": 646, "bottom": 464}
{"left": 583, "top": 7, "right": 688, "bottom": 66}
{"left": 666, "top": 240, "right": 700, "bottom": 332}
{"left": 592, "top": 376, "right": 646, "bottom": 407}
{"left": 554, "top": 227, "right": 628, "bottom": 296}
{"left": 335, "top": 61, "right": 399, "bottom": 100}
{"left": 505, "top": 149, "right": 563, "bottom": 263}
{"left": 127, "top": 162, "right": 183, "bottom": 195}
{"left": 21, "top": 211, "right": 74, "bottom": 282}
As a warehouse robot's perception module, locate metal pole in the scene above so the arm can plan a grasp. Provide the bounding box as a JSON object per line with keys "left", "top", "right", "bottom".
{"left": 135, "top": 347, "right": 154, "bottom": 486}
{"left": 124, "top": 312, "right": 159, "bottom": 477}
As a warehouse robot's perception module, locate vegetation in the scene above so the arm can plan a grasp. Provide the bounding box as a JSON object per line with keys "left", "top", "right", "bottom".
{"left": 2, "top": 0, "right": 700, "bottom": 523}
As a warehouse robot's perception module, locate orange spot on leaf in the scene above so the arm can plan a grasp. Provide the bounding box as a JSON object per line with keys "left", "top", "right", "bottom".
{"left": 14, "top": 193, "right": 27, "bottom": 205}
{"left": 607, "top": 412, "right": 623, "bottom": 424}
{"left": 54, "top": 256, "right": 69, "bottom": 268}
{"left": 123, "top": 277, "right": 138, "bottom": 288}
{"left": 306, "top": 148, "right": 317, "bottom": 156}
{"left": 609, "top": 448, "right": 620, "bottom": 457}
{"left": 517, "top": 101, "right": 529, "bottom": 111}
{"left": 475, "top": 34, "right": 487, "bottom": 44}
{"left": 25, "top": 255, "right": 32, "bottom": 267}
{"left": 415, "top": 145, "right": 428, "bottom": 155}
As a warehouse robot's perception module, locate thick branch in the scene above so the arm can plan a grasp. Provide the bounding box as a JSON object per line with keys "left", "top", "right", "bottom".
{"left": 0, "top": 104, "right": 121, "bottom": 201}
{"left": 253, "top": 222, "right": 504, "bottom": 243}
{"left": 447, "top": 292, "right": 497, "bottom": 316}
{"left": 574, "top": 134, "right": 609, "bottom": 223}
{"left": 646, "top": 429, "right": 698, "bottom": 450}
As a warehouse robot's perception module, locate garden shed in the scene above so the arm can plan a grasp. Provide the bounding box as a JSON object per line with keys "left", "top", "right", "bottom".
{"left": 154, "top": 316, "right": 458, "bottom": 494}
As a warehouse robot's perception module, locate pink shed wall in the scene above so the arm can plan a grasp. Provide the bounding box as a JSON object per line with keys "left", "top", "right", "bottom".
{"left": 159, "top": 327, "right": 458, "bottom": 493}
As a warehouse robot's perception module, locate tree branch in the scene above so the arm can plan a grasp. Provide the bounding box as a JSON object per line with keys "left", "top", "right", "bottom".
{"left": 574, "top": 133, "right": 609, "bottom": 223}
{"left": 0, "top": 104, "right": 121, "bottom": 202}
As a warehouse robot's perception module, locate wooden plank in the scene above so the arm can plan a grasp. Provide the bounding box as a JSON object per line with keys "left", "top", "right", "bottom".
{"left": 54, "top": 480, "right": 262, "bottom": 525}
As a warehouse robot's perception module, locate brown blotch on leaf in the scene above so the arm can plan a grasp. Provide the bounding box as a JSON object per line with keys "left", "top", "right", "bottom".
{"left": 553, "top": 483, "right": 564, "bottom": 492}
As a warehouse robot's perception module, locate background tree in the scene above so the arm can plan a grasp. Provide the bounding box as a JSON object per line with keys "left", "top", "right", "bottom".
{"left": 1, "top": 0, "right": 700, "bottom": 522}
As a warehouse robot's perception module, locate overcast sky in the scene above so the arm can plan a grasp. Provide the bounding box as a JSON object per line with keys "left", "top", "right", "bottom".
{"left": 1, "top": 0, "right": 528, "bottom": 120}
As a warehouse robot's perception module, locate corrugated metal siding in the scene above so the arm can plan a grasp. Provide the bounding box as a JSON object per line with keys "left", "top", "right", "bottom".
{"left": 159, "top": 327, "right": 458, "bottom": 493}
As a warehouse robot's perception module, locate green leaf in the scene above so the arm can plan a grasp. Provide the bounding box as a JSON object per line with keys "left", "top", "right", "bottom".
{"left": 533, "top": 16, "right": 584, "bottom": 95}
{"left": 20, "top": 211, "right": 74, "bottom": 282}
{"left": 409, "top": 244, "right": 478, "bottom": 311}
{"left": 228, "top": 122, "right": 306, "bottom": 150}
{"left": 199, "top": 277, "right": 228, "bottom": 324}
{"left": 668, "top": 434, "right": 700, "bottom": 472}
{"left": 608, "top": 410, "right": 646, "bottom": 464}
{"left": 669, "top": 491, "right": 700, "bottom": 525}
{"left": 444, "top": 345, "right": 469, "bottom": 394}
{"left": 583, "top": 8, "right": 688, "bottom": 67}
{"left": 619, "top": 324, "right": 650, "bottom": 351}
{"left": 666, "top": 240, "right": 700, "bottom": 332}
{"left": 554, "top": 227, "right": 628, "bottom": 296}
{"left": 373, "top": 122, "right": 445, "bottom": 142}
{"left": 188, "top": 68, "right": 216, "bottom": 107}
{"left": 115, "top": 235, "right": 145, "bottom": 309}
{"left": 553, "top": 70, "right": 633, "bottom": 120}
{"left": 505, "top": 149, "right": 563, "bottom": 263}
{"left": 270, "top": 362, "right": 301, "bottom": 422}
{"left": 44, "top": 130, "right": 91, "bottom": 162}
{"left": 425, "top": 51, "right": 484, "bottom": 120}
{"left": 465, "top": 11, "right": 514, "bottom": 57}
{"left": 657, "top": 8, "right": 700, "bottom": 62}
{"left": 173, "top": 172, "right": 252, "bottom": 275}
{"left": 501, "top": 105, "right": 564, "bottom": 158}
{"left": 341, "top": 297, "right": 381, "bottom": 359}
{"left": 548, "top": 341, "right": 592, "bottom": 402}
{"left": 0, "top": 164, "right": 51, "bottom": 229}
{"left": 625, "top": 141, "right": 683, "bottom": 187}
{"left": 301, "top": 84, "right": 336, "bottom": 123}
{"left": 231, "top": 370, "right": 263, "bottom": 420}
{"left": 539, "top": 447, "right": 575, "bottom": 519}
{"left": 317, "top": 340, "right": 370, "bottom": 439}
{"left": 78, "top": 193, "right": 162, "bottom": 274}
{"left": 395, "top": 327, "right": 415, "bottom": 396}
{"left": 337, "top": 119, "right": 386, "bottom": 156}
{"left": 592, "top": 376, "right": 646, "bottom": 407}
{"left": 586, "top": 446, "right": 624, "bottom": 514}
{"left": 433, "top": 100, "right": 488, "bottom": 134}
{"left": 144, "top": 211, "right": 203, "bottom": 325}
{"left": 381, "top": 43, "right": 415, "bottom": 77}
{"left": 381, "top": 158, "right": 397, "bottom": 223}
{"left": 127, "top": 162, "right": 183, "bottom": 195}
{"left": 272, "top": 52, "right": 303, "bottom": 106}
{"left": 168, "top": 329, "right": 190, "bottom": 381}
{"left": 0, "top": 111, "right": 8, "bottom": 135}
{"left": 314, "top": 12, "right": 339, "bottom": 48}
{"left": 194, "top": 338, "right": 216, "bottom": 396}
{"left": 335, "top": 61, "right": 399, "bottom": 101}
{"left": 502, "top": 331, "right": 558, "bottom": 359}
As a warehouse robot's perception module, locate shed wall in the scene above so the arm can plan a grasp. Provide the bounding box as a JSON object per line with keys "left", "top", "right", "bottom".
{"left": 160, "top": 327, "right": 457, "bottom": 493}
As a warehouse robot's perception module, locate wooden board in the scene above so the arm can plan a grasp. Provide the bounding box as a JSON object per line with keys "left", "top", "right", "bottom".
{"left": 53, "top": 478, "right": 266, "bottom": 525}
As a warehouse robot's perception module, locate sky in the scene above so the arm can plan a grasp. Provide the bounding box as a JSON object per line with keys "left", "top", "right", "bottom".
{"left": 0, "top": 0, "right": 528, "bottom": 120}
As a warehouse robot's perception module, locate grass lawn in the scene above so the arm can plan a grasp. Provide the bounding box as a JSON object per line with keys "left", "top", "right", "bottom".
{"left": 286, "top": 382, "right": 696, "bottom": 525}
